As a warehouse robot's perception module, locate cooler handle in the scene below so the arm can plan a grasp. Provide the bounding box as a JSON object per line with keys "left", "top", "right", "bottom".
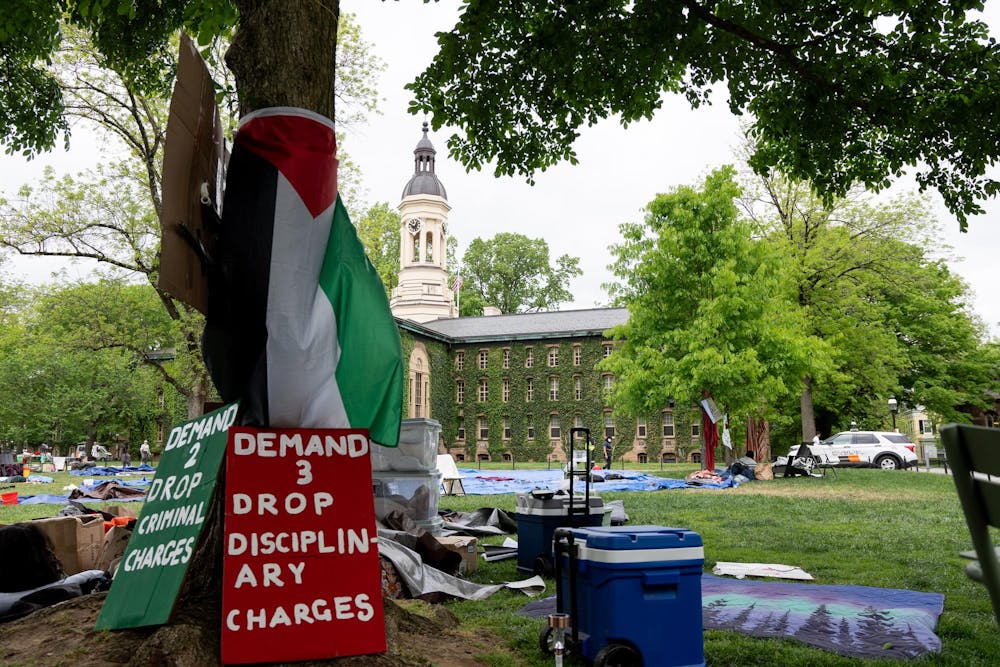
{"left": 642, "top": 571, "right": 679, "bottom": 587}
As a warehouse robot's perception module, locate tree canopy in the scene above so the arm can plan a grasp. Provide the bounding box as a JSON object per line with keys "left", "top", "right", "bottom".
{"left": 458, "top": 232, "right": 582, "bottom": 314}
{"left": 602, "top": 166, "right": 827, "bottom": 430}
{"left": 0, "top": 279, "right": 183, "bottom": 449}
{"left": 409, "top": 1, "right": 1000, "bottom": 228}
{"left": 741, "top": 166, "right": 999, "bottom": 438}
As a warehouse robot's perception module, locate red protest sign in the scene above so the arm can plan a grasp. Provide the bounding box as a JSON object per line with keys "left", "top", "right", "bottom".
{"left": 221, "top": 427, "right": 386, "bottom": 664}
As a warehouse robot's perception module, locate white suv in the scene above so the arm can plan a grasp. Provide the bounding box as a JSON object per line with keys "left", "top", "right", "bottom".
{"left": 790, "top": 431, "right": 918, "bottom": 470}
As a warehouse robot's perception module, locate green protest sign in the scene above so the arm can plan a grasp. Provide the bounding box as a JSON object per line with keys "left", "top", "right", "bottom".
{"left": 96, "top": 402, "right": 238, "bottom": 629}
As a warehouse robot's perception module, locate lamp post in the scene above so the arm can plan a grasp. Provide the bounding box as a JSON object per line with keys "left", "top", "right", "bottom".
{"left": 888, "top": 397, "right": 898, "bottom": 432}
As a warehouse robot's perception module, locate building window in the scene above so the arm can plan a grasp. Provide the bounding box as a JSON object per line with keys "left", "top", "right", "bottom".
{"left": 456, "top": 379, "right": 464, "bottom": 403}
{"left": 525, "top": 347, "right": 534, "bottom": 368}
{"left": 503, "top": 417, "right": 511, "bottom": 440}
{"left": 478, "top": 416, "right": 489, "bottom": 440}
{"left": 603, "top": 344, "right": 613, "bottom": 358}
{"left": 692, "top": 423, "right": 700, "bottom": 437}
{"left": 413, "top": 371, "right": 424, "bottom": 417}
{"left": 527, "top": 415, "right": 535, "bottom": 440}
{"left": 604, "top": 412, "right": 615, "bottom": 439}
{"left": 547, "top": 346, "right": 559, "bottom": 367}
{"left": 478, "top": 378, "right": 488, "bottom": 402}
{"left": 502, "top": 377, "right": 510, "bottom": 402}
{"left": 550, "top": 414, "right": 561, "bottom": 439}
{"left": 457, "top": 418, "right": 466, "bottom": 441}
{"left": 549, "top": 376, "right": 559, "bottom": 401}
{"left": 662, "top": 412, "right": 674, "bottom": 437}
{"left": 455, "top": 351, "right": 464, "bottom": 370}
{"left": 637, "top": 417, "right": 647, "bottom": 438}
{"left": 919, "top": 419, "right": 934, "bottom": 435}
{"left": 602, "top": 374, "right": 614, "bottom": 392}
{"left": 638, "top": 453, "right": 648, "bottom": 464}
{"left": 478, "top": 350, "right": 488, "bottom": 369}
{"left": 574, "top": 375, "right": 582, "bottom": 400}
{"left": 574, "top": 414, "right": 584, "bottom": 429}
{"left": 502, "top": 348, "right": 510, "bottom": 369}
{"left": 573, "top": 345, "right": 582, "bottom": 366}
{"left": 425, "top": 230, "right": 434, "bottom": 262}
{"left": 526, "top": 378, "right": 534, "bottom": 401}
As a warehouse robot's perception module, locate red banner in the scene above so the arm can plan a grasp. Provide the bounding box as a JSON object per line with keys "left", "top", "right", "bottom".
{"left": 221, "top": 427, "right": 385, "bottom": 664}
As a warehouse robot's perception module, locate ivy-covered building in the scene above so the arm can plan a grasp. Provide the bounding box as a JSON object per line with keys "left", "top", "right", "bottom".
{"left": 389, "top": 126, "right": 698, "bottom": 464}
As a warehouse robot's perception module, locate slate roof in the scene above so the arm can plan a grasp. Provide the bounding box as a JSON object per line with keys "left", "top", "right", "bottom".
{"left": 399, "top": 307, "right": 629, "bottom": 344}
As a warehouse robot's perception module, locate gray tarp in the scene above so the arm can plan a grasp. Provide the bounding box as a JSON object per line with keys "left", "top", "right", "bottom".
{"left": 378, "top": 529, "right": 544, "bottom": 601}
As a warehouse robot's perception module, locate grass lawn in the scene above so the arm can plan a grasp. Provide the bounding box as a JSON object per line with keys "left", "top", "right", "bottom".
{"left": 1, "top": 464, "right": 996, "bottom": 666}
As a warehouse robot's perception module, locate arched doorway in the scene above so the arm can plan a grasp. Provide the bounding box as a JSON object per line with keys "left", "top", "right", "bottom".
{"left": 408, "top": 343, "right": 431, "bottom": 418}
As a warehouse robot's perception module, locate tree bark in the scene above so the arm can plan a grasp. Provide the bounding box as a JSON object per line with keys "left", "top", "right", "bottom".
{"left": 800, "top": 375, "right": 816, "bottom": 443}
{"left": 186, "top": 372, "right": 211, "bottom": 420}
{"left": 179, "top": 0, "right": 341, "bottom": 612}
{"left": 746, "top": 416, "right": 771, "bottom": 462}
{"left": 226, "top": 0, "right": 339, "bottom": 119}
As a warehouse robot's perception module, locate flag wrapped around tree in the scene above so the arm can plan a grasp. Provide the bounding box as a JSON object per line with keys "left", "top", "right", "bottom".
{"left": 202, "top": 107, "right": 402, "bottom": 446}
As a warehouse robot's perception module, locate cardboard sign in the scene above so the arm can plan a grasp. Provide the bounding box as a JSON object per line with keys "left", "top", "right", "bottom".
{"left": 158, "top": 33, "right": 228, "bottom": 314}
{"left": 221, "top": 427, "right": 385, "bottom": 664}
{"left": 95, "top": 403, "right": 238, "bottom": 629}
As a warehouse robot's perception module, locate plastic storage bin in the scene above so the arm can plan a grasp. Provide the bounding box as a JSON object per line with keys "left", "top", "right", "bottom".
{"left": 372, "top": 470, "right": 443, "bottom": 534}
{"left": 555, "top": 525, "right": 704, "bottom": 667}
{"left": 515, "top": 491, "right": 604, "bottom": 574}
{"left": 370, "top": 418, "right": 441, "bottom": 472}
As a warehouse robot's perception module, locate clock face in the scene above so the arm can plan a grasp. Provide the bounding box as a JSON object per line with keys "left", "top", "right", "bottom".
{"left": 406, "top": 218, "right": 422, "bottom": 234}
{"left": 441, "top": 222, "right": 448, "bottom": 237}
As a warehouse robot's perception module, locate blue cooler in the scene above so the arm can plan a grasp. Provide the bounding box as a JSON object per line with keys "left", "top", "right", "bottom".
{"left": 555, "top": 525, "right": 704, "bottom": 667}
{"left": 515, "top": 491, "right": 605, "bottom": 574}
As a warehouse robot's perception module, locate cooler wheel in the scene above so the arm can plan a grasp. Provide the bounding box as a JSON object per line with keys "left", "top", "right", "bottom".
{"left": 593, "top": 642, "right": 642, "bottom": 667}
{"left": 533, "top": 554, "right": 553, "bottom": 577}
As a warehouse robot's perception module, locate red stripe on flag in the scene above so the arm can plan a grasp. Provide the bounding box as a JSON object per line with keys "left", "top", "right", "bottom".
{"left": 238, "top": 111, "right": 338, "bottom": 218}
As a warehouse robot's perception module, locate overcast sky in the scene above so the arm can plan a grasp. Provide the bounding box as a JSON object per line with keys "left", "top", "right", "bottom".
{"left": 1, "top": 0, "right": 998, "bottom": 338}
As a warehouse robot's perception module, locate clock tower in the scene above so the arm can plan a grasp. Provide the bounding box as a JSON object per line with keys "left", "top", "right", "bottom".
{"left": 390, "top": 123, "right": 457, "bottom": 322}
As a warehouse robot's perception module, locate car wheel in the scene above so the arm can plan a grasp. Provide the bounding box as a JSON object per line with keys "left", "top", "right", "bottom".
{"left": 874, "top": 454, "right": 900, "bottom": 470}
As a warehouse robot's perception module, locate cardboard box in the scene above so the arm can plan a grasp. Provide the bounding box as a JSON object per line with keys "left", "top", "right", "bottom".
{"left": 96, "top": 524, "right": 133, "bottom": 574}
{"left": 437, "top": 536, "right": 478, "bottom": 574}
{"left": 30, "top": 515, "right": 106, "bottom": 574}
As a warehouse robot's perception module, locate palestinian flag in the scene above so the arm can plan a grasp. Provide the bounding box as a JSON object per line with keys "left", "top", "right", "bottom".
{"left": 203, "top": 107, "right": 402, "bottom": 446}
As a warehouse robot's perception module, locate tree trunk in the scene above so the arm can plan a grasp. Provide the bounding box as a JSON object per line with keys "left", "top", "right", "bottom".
{"left": 800, "top": 375, "right": 816, "bottom": 443}
{"left": 178, "top": 0, "right": 341, "bottom": 611}
{"left": 746, "top": 416, "right": 771, "bottom": 462}
{"left": 226, "top": 0, "right": 339, "bottom": 119}
{"left": 186, "top": 372, "right": 211, "bottom": 419}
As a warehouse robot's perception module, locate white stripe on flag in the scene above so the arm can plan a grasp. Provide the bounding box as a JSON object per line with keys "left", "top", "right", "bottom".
{"left": 265, "top": 174, "right": 349, "bottom": 429}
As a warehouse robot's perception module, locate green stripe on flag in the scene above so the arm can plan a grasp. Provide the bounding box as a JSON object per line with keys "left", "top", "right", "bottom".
{"left": 319, "top": 196, "right": 403, "bottom": 446}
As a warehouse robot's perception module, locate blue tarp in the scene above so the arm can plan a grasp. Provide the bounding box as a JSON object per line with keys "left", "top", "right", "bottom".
{"left": 456, "top": 468, "right": 738, "bottom": 495}
{"left": 16, "top": 477, "right": 153, "bottom": 504}
{"left": 68, "top": 464, "right": 156, "bottom": 476}
{"left": 17, "top": 492, "right": 147, "bottom": 505}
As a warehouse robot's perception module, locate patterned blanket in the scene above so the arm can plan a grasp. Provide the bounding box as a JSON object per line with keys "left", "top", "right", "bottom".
{"left": 520, "top": 574, "right": 944, "bottom": 659}
{"left": 701, "top": 574, "right": 944, "bottom": 659}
